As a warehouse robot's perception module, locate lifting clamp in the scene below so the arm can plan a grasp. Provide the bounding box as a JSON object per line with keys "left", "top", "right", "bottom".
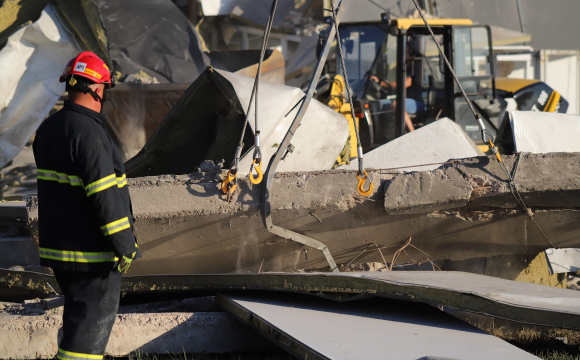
{"left": 222, "top": 145, "right": 242, "bottom": 202}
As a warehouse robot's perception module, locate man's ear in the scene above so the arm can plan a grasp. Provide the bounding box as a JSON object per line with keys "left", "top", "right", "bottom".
{"left": 91, "top": 84, "right": 104, "bottom": 96}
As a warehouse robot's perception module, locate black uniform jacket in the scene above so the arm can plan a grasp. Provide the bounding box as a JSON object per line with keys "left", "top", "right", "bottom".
{"left": 33, "top": 101, "right": 141, "bottom": 272}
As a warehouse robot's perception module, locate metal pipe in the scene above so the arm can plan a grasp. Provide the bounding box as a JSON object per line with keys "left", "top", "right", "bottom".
{"left": 515, "top": 0, "right": 526, "bottom": 34}
{"left": 395, "top": 33, "right": 407, "bottom": 138}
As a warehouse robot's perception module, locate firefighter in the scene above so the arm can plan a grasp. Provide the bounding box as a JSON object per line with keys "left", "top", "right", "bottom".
{"left": 33, "top": 51, "right": 140, "bottom": 360}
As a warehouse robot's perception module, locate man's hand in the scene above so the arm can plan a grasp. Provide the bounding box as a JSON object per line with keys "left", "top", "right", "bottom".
{"left": 117, "top": 252, "right": 135, "bottom": 274}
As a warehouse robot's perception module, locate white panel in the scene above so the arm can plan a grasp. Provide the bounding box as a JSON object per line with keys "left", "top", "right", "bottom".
{"left": 342, "top": 118, "right": 484, "bottom": 172}
{"left": 216, "top": 70, "right": 350, "bottom": 174}
{"left": 0, "top": 6, "right": 79, "bottom": 168}
{"left": 510, "top": 111, "right": 580, "bottom": 153}
{"left": 200, "top": 0, "right": 238, "bottom": 16}
{"left": 223, "top": 292, "right": 539, "bottom": 360}
{"left": 201, "top": 0, "right": 238, "bottom": 16}
{"left": 545, "top": 248, "right": 580, "bottom": 274}
{"left": 542, "top": 50, "right": 580, "bottom": 115}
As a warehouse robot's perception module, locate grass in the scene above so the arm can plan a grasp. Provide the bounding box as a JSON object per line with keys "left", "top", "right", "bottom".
{"left": 107, "top": 349, "right": 293, "bottom": 360}
{"left": 469, "top": 319, "right": 580, "bottom": 359}
{"left": 536, "top": 351, "right": 580, "bottom": 360}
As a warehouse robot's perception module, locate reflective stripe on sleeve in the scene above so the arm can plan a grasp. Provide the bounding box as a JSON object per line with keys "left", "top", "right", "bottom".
{"left": 37, "top": 169, "right": 83, "bottom": 187}
{"left": 85, "top": 174, "right": 117, "bottom": 197}
{"left": 57, "top": 348, "right": 103, "bottom": 360}
{"left": 100, "top": 217, "right": 130, "bottom": 236}
{"left": 39, "top": 248, "right": 118, "bottom": 263}
{"left": 117, "top": 174, "right": 127, "bottom": 188}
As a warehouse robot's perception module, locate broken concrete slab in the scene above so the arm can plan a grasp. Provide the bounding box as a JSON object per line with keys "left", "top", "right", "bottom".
{"left": 25, "top": 152, "right": 580, "bottom": 274}
{"left": 384, "top": 166, "right": 472, "bottom": 214}
{"left": 342, "top": 118, "right": 484, "bottom": 172}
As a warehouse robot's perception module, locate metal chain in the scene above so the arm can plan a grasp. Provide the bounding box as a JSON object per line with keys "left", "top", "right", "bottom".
{"left": 330, "top": 0, "right": 364, "bottom": 176}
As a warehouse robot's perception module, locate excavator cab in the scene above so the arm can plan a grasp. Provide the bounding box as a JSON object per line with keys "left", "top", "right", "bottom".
{"left": 332, "top": 18, "right": 501, "bottom": 151}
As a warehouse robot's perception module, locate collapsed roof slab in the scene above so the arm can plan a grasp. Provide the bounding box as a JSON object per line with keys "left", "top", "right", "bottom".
{"left": 26, "top": 152, "right": 580, "bottom": 275}
{"left": 3, "top": 269, "right": 580, "bottom": 330}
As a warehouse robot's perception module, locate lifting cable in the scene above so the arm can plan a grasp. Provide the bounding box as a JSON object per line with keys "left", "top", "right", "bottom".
{"left": 409, "top": 0, "right": 554, "bottom": 248}
{"left": 330, "top": 0, "right": 373, "bottom": 197}
{"left": 221, "top": 0, "right": 278, "bottom": 199}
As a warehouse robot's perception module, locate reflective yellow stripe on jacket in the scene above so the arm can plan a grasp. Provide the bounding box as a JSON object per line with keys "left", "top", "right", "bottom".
{"left": 39, "top": 248, "right": 118, "bottom": 263}
{"left": 37, "top": 169, "right": 83, "bottom": 186}
{"left": 100, "top": 217, "right": 130, "bottom": 236}
{"left": 85, "top": 174, "right": 117, "bottom": 196}
{"left": 117, "top": 174, "right": 127, "bottom": 188}
{"left": 84, "top": 173, "right": 128, "bottom": 196}
{"left": 57, "top": 348, "right": 103, "bottom": 360}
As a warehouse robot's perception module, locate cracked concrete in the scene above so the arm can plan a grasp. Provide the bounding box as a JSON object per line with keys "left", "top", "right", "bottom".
{"left": 26, "top": 152, "right": 580, "bottom": 274}
{"left": 385, "top": 152, "right": 580, "bottom": 214}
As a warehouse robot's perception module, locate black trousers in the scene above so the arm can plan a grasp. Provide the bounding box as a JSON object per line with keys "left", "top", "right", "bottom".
{"left": 53, "top": 269, "right": 121, "bottom": 359}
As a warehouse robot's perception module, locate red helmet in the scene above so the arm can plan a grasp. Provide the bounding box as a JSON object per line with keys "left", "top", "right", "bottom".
{"left": 59, "top": 51, "right": 114, "bottom": 88}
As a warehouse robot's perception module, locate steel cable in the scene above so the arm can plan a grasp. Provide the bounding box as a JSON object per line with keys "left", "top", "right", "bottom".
{"left": 231, "top": 0, "right": 278, "bottom": 172}
{"left": 330, "top": 0, "right": 365, "bottom": 176}
{"left": 409, "top": 0, "right": 554, "bottom": 248}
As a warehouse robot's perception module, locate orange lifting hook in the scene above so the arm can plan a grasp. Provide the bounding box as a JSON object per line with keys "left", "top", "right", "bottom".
{"left": 488, "top": 139, "right": 503, "bottom": 163}
{"left": 249, "top": 159, "right": 263, "bottom": 185}
{"left": 356, "top": 171, "right": 373, "bottom": 196}
{"left": 221, "top": 169, "right": 237, "bottom": 195}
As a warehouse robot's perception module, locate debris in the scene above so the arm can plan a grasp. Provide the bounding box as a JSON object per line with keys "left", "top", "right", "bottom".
{"left": 342, "top": 118, "right": 484, "bottom": 173}
{"left": 124, "top": 68, "right": 348, "bottom": 178}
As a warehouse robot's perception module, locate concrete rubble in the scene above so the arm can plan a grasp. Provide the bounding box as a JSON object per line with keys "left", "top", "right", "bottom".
{"left": 0, "top": 296, "right": 273, "bottom": 359}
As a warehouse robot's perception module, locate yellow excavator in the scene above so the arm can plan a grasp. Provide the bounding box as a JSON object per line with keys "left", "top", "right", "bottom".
{"left": 323, "top": 17, "right": 567, "bottom": 155}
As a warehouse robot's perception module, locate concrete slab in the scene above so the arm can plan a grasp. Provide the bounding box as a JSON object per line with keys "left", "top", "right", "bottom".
{"left": 25, "top": 153, "right": 580, "bottom": 274}
{"left": 4, "top": 269, "right": 580, "bottom": 330}
{"left": 383, "top": 166, "right": 472, "bottom": 214}
{"left": 495, "top": 111, "right": 580, "bottom": 275}
{"left": 217, "top": 292, "right": 538, "bottom": 360}
{"left": 342, "top": 118, "right": 484, "bottom": 172}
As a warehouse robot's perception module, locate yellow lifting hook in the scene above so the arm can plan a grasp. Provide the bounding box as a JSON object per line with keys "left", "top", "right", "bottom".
{"left": 488, "top": 139, "right": 503, "bottom": 163}
{"left": 249, "top": 159, "right": 263, "bottom": 185}
{"left": 356, "top": 171, "right": 373, "bottom": 197}
{"left": 221, "top": 169, "right": 237, "bottom": 196}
